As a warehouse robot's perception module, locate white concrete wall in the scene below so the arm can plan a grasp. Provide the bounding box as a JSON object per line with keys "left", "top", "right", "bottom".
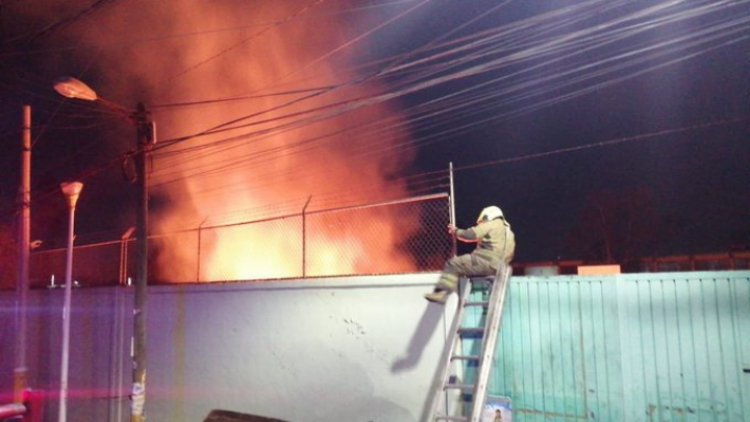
{"left": 1, "top": 273, "right": 455, "bottom": 422}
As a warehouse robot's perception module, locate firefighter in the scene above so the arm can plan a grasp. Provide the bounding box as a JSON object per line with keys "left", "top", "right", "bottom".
{"left": 424, "top": 205, "right": 515, "bottom": 304}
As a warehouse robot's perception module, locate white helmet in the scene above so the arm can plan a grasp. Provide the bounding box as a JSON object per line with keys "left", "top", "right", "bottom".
{"left": 477, "top": 205, "right": 504, "bottom": 223}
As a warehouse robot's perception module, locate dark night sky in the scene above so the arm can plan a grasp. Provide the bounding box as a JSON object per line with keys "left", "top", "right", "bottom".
{"left": 1, "top": 0, "right": 748, "bottom": 264}
{"left": 428, "top": 45, "right": 750, "bottom": 261}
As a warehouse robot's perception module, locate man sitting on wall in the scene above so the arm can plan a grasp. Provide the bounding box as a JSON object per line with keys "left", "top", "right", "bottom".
{"left": 424, "top": 205, "right": 515, "bottom": 304}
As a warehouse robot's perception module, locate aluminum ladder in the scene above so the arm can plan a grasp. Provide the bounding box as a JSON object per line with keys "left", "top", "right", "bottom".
{"left": 424, "top": 263, "right": 512, "bottom": 422}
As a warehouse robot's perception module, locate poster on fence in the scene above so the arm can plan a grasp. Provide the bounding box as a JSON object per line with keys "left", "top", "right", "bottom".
{"left": 482, "top": 396, "right": 512, "bottom": 422}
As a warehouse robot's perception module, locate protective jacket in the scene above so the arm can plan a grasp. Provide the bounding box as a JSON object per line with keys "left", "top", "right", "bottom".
{"left": 428, "top": 212, "right": 516, "bottom": 300}
{"left": 455, "top": 218, "right": 515, "bottom": 268}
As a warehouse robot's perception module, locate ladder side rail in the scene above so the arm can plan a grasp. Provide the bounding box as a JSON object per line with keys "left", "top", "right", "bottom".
{"left": 423, "top": 279, "right": 473, "bottom": 422}
{"left": 469, "top": 264, "right": 512, "bottom": 422}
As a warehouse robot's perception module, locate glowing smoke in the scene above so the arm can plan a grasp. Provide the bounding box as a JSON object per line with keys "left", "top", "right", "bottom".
{"left": 39, "top": 0, "right": 421, "bottom": 280}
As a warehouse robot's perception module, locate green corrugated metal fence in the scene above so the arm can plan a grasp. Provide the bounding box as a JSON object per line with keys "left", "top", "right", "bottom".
{"left": 479, "top": 271, "right": 750, "bottom": 421}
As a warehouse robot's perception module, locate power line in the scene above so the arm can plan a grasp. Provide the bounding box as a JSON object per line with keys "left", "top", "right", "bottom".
{"left": 146, "top": 0, "right": 749, "bottom": 184}
{"left": 0, "top": 0, "right": 419, "bottom": 58}
{"left": 454, "top": 116, "right": 750, "bottom": 174}
{"left": 157, "top": 0, "right": 328, "bottom": 88}
{"left": 150, "top": 0, "right": 433, "bottom": 151}
{"left": 149, "top": 85, "right": 339, "bottom": 109}
{"left": 3, "top": 0, "right": 748, "bottom": 228}
{"left": 148, "top": 115, "right": 747, "bottom": 217}
{"left": 149, "top": 1, "right": 687, "bottom": 149}
{"left": 11, "top": 0, "right": 121, "bottom": 45}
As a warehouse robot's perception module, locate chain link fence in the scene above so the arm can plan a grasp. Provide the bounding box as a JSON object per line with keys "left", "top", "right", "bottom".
{"left": 29, "top": 193, "right": 452, "bottom": 287}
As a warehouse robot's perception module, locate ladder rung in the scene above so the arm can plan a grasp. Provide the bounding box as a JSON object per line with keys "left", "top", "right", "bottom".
{"left": 451, "top": 354, "right": 479, "bottom": 361}
{"left": 464, "top": 301, "right": 488, "bottom": 307}
{"left": 427, "top": 266, "right": 511, "bottom": 422}
{"left": 444, "top": 383, "right": 475, "bottom": 391}
{"left": 435, "top": 416, "right": 468, "bottom": 422}
{"left": 457, "top": 327, "right": 484, "bottom": 336}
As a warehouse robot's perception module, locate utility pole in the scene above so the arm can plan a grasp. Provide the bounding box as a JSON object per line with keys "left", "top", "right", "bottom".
{"left": 14, "top": 105, "right": 31, "bottom": 404}
{"left": 131, "top": 102, "right": 154, "bottom": 422}
{"left": 51, "top": 78, "right": 155, "bottom": 421}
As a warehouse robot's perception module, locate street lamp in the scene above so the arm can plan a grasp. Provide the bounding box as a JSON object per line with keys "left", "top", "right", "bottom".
{"left": 58, "top": 181, "right": 82, "bottom": 422}
{"left": 53, "top": 77, "right": 97, "bottom": 101}
{"left": 54, "top": 77, "right": 154, "bottom": 422}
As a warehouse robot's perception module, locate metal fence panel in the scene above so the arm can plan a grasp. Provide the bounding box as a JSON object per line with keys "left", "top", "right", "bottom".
{"left": 199, "top": 216, "right": 303, "bottom": 281}
{"left": 27, "top": 194, "right": 452, "bottom": 286}
{"left": 29, "top": 242, "right": 121, "bottom": 288}
{"left": 304, "top": 196, "right": 450, "bottom": 277}
{"left": 488, "top": 272, "right": 750, "bottom": 421}
{"left": 29, "top": 249, "right": 65, "bottom": 288}
{"left": 151, "top": 230, "right": 200, "bottom": 284}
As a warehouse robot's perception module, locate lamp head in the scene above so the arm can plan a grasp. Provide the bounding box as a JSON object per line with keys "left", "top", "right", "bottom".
{"left": 60, "top": 182, "right": 84, "bottom": 208}
{"left": 54, "top": 77, "right": 98, "bottom": 101}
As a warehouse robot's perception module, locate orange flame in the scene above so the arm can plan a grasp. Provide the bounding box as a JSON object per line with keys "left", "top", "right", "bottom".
{"left": 63, "top": 1, "right": 419, "bottom": 281}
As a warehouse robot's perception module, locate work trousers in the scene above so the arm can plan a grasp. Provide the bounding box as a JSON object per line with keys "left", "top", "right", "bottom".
{"left": 435, "top": 253, "right": 497, "bottom": 293}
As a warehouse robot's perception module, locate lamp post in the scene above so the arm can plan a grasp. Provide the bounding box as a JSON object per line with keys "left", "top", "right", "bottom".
{"left": 54, "top": 77, "right": 154, "bottom": 422}
{"left": 59, "top": 181, "right": 83, "bottom": 422}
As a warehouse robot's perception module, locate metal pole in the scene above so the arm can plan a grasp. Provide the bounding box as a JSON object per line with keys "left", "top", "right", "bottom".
{"left": 14, "top": 105, "right": 31, "bottom": 404}
{"left": 197, "top": 217, "right": 207, "bottom": 283}
{"left": 119, "top": 227, "right": 135, "bottom": 286}
{"left": 58, "top": 182, "right": 82, "bottom": 422}
{"left": 449, "top": 162, "right": 457, "bottom": 257}
{"left": 301, "top": 195, "right": 312, "bottom": 278}
{"left": 131, "top": 103, "right": 153, "bottom": 422}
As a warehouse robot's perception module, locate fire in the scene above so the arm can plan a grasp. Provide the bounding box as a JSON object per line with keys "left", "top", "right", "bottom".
{"left": 54, "top": 1, "right": 420, "bottom": 281}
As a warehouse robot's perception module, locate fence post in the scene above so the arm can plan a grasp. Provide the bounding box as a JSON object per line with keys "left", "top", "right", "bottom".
{"left": 302, "top": 195, "right": 312, "bottom": 278}
{"left": 449, "top": 162, "right": 457, "bottom": 257}
{"left": 197, "top": 217, "right": 208, "bottom": 283}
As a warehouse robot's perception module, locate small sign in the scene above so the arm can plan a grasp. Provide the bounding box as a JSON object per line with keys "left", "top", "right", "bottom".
{"left": 483, "top": 396, "right": 512, "bottom": 422}
{"left": 577, "top": 264, "right": 621, "bottom": 276}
